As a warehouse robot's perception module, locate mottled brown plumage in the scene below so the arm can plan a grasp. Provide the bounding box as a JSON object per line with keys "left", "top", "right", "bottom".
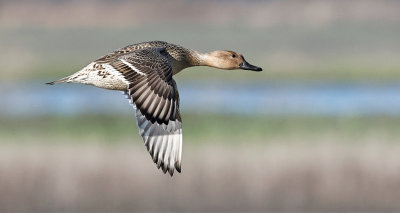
{"left": 47, "top": 41, "right": 262, "bottom": 176}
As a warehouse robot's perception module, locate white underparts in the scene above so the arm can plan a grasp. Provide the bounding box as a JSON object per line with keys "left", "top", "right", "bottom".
{"left": 69, "top": 62, "right": 129, "bottom": 90}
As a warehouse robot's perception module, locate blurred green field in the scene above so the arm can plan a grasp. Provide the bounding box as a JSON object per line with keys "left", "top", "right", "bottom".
{"left": 1, "top": 115, "right": 400, "bottom": 213}
{"left": 2, "top": 22, "right": 400, "bottom": 82}
{"left": 1, "top": 114, "right": 399, "bottom": 145}
{"left": 1, "top": 1, "right": 400, "bottom": 212}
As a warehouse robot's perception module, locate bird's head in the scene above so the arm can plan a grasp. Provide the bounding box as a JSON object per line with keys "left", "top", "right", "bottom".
{"left": 204, "top": 50, "right": 262, "bottom": 71}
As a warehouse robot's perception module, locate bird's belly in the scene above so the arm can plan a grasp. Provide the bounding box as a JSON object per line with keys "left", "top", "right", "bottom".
{"left": 72, "top": 62, "right": 129, "bottom": 91}
{"left": 86, "top": 70, "right": 128, "bottom": 91}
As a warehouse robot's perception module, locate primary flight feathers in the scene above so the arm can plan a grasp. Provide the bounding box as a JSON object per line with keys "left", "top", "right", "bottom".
{"left": 47, "top": 41, "right": 262, "bottom": 176}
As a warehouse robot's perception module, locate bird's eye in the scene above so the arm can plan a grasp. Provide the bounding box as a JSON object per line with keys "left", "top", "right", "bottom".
{"left": 232, "top": 54, "right": 236, "bottom": 58}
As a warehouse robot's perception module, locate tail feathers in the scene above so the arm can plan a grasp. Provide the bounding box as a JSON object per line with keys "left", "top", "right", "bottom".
{"left": 46, "top": 76, "right": 70, "bottom": 85}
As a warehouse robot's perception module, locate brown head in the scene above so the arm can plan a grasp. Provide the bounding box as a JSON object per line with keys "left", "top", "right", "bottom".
{"left": 202, "top": 50, "right": 262, "bottom": 71}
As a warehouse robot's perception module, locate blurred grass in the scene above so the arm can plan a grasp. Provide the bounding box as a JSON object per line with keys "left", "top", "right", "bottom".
{"left": 2, "top": 142, "right": 400, "bottom": 212}
{"left": 2, "top": 22, "right": 400, "bottom": 82}
{"left": 1, "top": 114, "right": 399, "bottom": 145}
{"left": 1, "top": 1, "right": 400, "bottom": 212}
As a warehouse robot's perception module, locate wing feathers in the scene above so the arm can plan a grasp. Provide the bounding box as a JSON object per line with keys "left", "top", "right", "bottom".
{"left": 115, "top": 48, "right": 182, "bottom": 176}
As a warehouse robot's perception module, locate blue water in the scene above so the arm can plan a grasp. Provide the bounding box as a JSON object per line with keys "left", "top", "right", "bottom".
{"left": 1, "top": 81, "right": 400, "bottom": 117}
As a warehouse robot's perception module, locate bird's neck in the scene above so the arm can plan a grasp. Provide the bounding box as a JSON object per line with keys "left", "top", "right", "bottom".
{"left": 183, "top": 50, "right": 224, "bottom": 68}
{"left": 168, "top": 45, "right": 227, "bottom": 74}
{"left": 170, "top": 49, "right": 206, "bottom": 74}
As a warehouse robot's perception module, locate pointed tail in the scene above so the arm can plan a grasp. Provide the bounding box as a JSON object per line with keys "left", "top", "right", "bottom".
{"left": 45, "top": 76, "right": 70, "bottom": 85}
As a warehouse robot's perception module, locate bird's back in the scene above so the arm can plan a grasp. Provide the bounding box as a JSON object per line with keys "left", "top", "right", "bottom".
{"left": 96, "top": 41, "right": 197, "bottom": 74}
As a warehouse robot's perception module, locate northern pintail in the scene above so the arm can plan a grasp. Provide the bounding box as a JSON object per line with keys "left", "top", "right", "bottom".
{"left": 47, "top": 41, "right": 262, "bottom": 176}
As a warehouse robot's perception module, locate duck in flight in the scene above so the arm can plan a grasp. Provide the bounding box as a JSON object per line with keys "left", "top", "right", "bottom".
{"left": 47, "top": 41, "right": 262, "bottom": 176}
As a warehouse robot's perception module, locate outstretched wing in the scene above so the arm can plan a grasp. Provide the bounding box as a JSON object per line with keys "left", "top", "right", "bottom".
{"left": 115, "top": 48, "right": 182, "bottom": 176}
{"left": 94, "top": 41, "right": 171, "bottom": 63}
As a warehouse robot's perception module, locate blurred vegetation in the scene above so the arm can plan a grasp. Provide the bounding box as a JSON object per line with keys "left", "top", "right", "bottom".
{"left": 1, "top": 114, "right": 399, "bottom": 145}
{"left": 1, "top": 1, "right": 400, "bottom": 212}
{"left": 2, "top": 22, "right": 400, "bottom": 82}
